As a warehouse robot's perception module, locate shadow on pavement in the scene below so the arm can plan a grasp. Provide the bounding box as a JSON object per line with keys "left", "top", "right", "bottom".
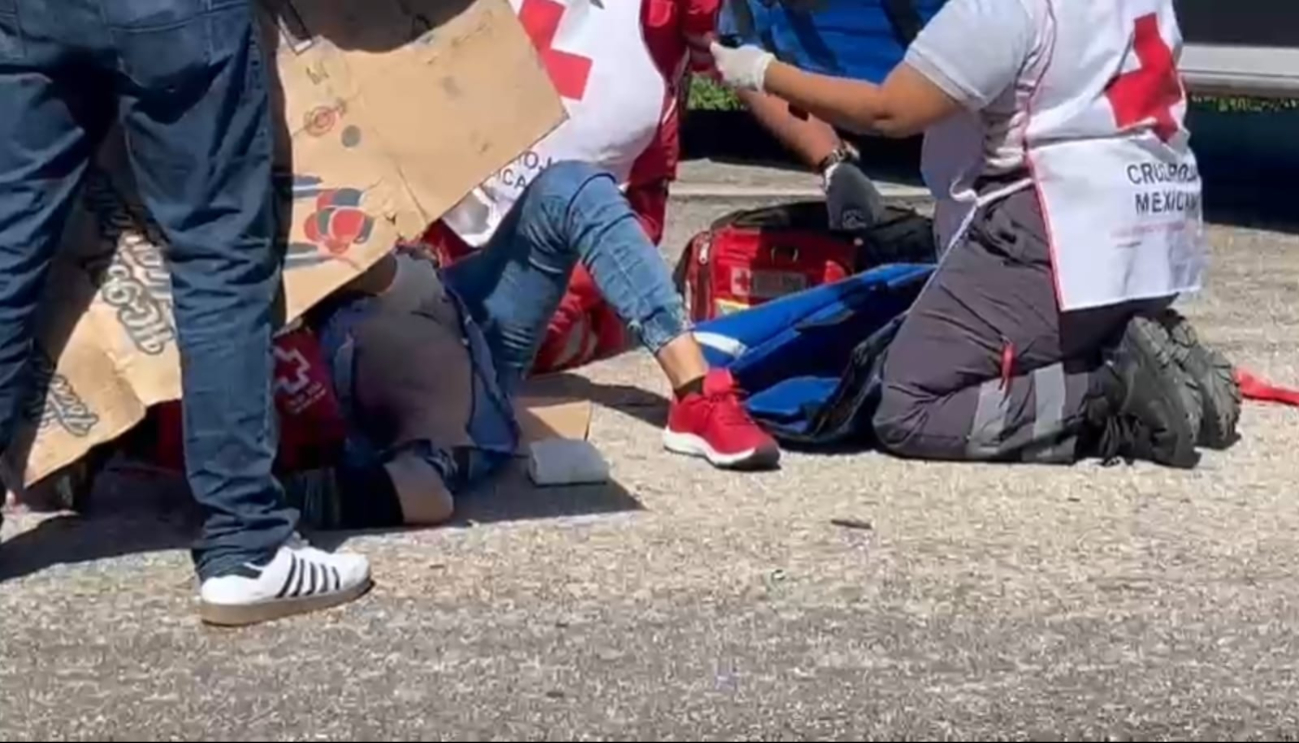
{"left": 0, "top": 463, "right": 200, "bottom": 582}
{"left": 449, "top": 464, "right": 641, "bottom": 526}
{"left": 0, "top": 515, "right": 194, "bottom": 583}
{"left": 1, "top": 457, "right": 643, "bottom": 582}
{"left": 524, "top": 371, "right": 672, "bottom": 430}
{"left": 307, "top": 467, "right": 643, "bottom": 553}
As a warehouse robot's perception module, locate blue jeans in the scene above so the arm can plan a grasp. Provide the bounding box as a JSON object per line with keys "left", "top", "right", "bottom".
{"left": 0, "top": 0, "right": 293, "bottom": 578}
{"left": 444, "top": 160, "right": 690, "bottom": 395}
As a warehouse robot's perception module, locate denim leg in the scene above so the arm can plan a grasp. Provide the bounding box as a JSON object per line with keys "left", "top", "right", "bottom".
{"left": 443, "top": 161, "right": 689, "bottom": 393}
{"left": 442, "top": 183, "right": 580, "bottom": 393}
{"left": 113, "top": 1, "right": 293, "bottom": 579}
{"left": 0, "top": 6, "right": 110, "bottom": 466}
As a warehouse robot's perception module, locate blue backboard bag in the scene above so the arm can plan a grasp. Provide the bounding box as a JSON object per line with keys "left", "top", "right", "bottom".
{"left": 694, "top": 264, "right": 932, "bottom": 447}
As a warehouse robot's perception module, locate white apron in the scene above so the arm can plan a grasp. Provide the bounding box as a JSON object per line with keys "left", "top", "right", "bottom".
{"left": 442, "top": 0, "right": 666, "bottom": 246}
{"left": 921, "top": 0, "right": 1207, "bottom": 312}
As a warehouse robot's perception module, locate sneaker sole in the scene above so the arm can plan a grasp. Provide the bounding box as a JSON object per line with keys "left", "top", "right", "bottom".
{"left": 662, "top": 430, "right": 781, "bottom": 470}
{"left": 1122, "top": 318, "right": 1201, "bottom": 469}
{"left": 200, "top": 577, "right": 374, "bottom": 628}
{"left": 1151, "top": 308, "right": 1242, "bottom": 450}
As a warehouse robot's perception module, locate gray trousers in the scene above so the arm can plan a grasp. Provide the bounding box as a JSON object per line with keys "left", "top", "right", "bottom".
{"left": 873, "top": 190, "right": 1166, "bottom": 463}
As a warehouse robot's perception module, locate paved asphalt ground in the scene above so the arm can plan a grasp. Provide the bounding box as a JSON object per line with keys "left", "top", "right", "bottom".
{"left": 3, "top": 160, "right": 1299, "bottom": 740}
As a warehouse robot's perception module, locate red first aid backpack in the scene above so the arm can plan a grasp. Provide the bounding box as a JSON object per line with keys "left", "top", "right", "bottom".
{"left": 674, "top": 201, "right": 936, "bottom": 321}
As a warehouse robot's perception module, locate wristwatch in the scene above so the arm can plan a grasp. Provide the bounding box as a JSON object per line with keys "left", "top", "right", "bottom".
{"left": 815, "top": 143, "right": 860, "bottom": 178}
{"left": 817, "top": 143, "right": 860, "bottom": 192}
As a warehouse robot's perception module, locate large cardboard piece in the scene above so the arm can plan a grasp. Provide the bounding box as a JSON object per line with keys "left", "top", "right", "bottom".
{"left": 5, "top": 0, "right": 564, "bottom": 487}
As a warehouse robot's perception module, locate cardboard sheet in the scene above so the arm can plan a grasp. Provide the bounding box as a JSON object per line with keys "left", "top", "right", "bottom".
{"left": 515, "top": 397, "right": 594, "bottom": 451}
{"left": 6, "top": 0, "right": 564, "bottom": 487}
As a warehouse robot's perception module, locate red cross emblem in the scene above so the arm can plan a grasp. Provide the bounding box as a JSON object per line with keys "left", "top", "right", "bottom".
{"left": 731, "top": 268, "right": 752, "bottom": 297}
{"left": 518, "top": 0, "right": 594, "bottom": 101}
{"left": 1104, "top": 14, "right": 1184, "bottom": 143}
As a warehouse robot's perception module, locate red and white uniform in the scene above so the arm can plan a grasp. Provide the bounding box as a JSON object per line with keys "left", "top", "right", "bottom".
{"left": 918, "top": 0, "right": 1206, "bottom": 311}
{"left": 429, "top": 0, "right": 717, "bottom": 373}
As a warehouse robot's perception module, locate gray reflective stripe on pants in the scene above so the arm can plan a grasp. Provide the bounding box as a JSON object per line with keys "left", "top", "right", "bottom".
{"left": 966, "top": 364, "right": 1076, "bottom": 461}
{"left": 966, "top": 378, "right": 1009, "bottom": 458}
{"left": 1024, "top": 363, "right": 1075, "bottom": 463}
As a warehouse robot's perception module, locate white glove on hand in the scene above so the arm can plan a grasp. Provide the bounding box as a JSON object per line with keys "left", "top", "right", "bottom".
{"left": 709, "top": 42, "right": 774, "bottom": 93}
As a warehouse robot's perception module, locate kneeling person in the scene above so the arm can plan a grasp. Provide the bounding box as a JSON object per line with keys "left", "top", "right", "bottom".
{"left": 287, "top": 162, "right": 779, "bottom": 529}
{"left": 710, "top": 0, "right": 1213, "bottom": 468}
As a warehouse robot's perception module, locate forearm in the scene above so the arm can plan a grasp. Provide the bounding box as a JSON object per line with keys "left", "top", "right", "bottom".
{"left": 709, "top": 41, "right": 959, "bottom": 139}
{"left": 761, "top": 62, "right": 911, "bottom": 138}
{"left": 737, "top": 88, "right": 841, "bottom": 169}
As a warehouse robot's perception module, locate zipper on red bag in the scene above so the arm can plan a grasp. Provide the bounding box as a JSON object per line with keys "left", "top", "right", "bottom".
{"left": 696, "top": 232, "right": 713, "bottom": 319}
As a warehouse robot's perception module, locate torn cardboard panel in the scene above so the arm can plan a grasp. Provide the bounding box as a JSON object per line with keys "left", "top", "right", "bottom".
{"left": 514, "top": 397, "right": 593, "bottom": 452}
{"left": 8, "top": 0, "right": 563, "bottom": 487}
{"left": 269, "top": 0, "right": 566, "bottom": 228}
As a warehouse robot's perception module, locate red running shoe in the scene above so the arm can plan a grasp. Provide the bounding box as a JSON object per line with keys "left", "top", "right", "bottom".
{"left": 663, "top": 369, "right": 781, "bottom": 470}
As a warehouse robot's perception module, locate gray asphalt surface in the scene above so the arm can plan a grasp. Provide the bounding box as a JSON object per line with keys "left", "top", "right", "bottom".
{"left": 3, "top": 162, "right": 1299, "bottom": 740}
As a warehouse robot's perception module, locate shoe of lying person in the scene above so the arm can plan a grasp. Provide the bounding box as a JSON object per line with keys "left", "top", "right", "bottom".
{"left": 1082, "top": 318, "right": 1201, "bottom": 469}
{"left": 663, "top": 369, "right": 781, "bottom": 470}
{"left": 1141, "top": 308, "right": 1242, "bottom": 450}
{"left": 199, "top": 537, "right": 372, "bottom": 627}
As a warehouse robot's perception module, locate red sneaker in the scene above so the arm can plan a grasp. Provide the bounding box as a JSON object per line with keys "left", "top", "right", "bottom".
{"left": 663, "top": 369, "right": 781, "bottom": 470}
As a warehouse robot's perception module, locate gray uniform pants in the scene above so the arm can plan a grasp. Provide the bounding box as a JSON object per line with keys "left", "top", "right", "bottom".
{"left": 872, "top": 189, "right": 1167, "bottom": 463}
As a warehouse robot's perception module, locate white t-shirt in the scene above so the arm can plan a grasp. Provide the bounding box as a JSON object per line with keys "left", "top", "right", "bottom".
{"left": 904, "top": 0, "right": 1042, "bottom": 178}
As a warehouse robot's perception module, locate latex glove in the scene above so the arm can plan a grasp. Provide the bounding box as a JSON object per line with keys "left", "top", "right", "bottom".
{"left": 709, "top": 41, "right": 774, "bottom": 92}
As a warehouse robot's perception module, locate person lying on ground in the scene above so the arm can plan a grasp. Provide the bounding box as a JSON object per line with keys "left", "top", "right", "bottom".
{"left": 281, "top": 160, "right": 781, "bottom": 531}
{"left": 127, "top": 0, "right": 766, "bottom": 516}
{"left": 709, "top": 0, "right": 1223, "bottom": 468}
{"left": 0, "top": 0, "right": 368, "bottom": 626}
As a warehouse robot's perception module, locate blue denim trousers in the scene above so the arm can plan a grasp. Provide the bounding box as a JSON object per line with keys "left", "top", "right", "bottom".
{"left": 444, "top": 160, "right": 690, "bottom": 395}
{"left": 0, "top": 0, "right": 293, "bottom": 578}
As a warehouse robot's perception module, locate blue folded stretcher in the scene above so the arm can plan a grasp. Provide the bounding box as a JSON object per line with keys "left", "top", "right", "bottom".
{"left": 694, "top": 263, "right": 933, "bottom": 447}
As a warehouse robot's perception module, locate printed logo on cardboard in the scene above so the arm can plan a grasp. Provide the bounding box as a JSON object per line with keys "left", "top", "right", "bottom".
{"left": 286, "top": 175, "right": 377, "bottom": 269}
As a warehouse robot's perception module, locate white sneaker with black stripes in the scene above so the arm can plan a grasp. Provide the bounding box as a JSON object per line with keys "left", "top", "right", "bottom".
{"left": 199, "top": 539, "right": 372, "bottom": 627}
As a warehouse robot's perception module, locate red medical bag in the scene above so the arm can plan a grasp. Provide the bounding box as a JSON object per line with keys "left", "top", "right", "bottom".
{"left": 675, "top": 201, "right": 935, "bottom": 321}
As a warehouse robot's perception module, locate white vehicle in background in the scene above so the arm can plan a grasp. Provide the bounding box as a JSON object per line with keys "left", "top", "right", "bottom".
{"left": 1177, "top": 0, "right": 1299, "bottom": 97}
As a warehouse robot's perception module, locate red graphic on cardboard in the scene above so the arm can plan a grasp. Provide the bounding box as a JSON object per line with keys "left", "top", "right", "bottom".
{"left": 302, "top": 187, "right": 375, "bottom": 255}
{"left": 304, "top": 100, "right": 348, "bottom": 137}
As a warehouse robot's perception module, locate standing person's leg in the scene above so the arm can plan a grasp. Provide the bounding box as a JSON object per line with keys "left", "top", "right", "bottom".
{"left": 443, "top": 160, "right": 780, "bottom": 469}
{"left": 873, "top": 190, "right": 1197, "bottom": 467}
{"left": 0, "top": 3, "right": 108, "bottom": 509}
{"left": 109, "top": 0, "right": 368, "bottom": 623}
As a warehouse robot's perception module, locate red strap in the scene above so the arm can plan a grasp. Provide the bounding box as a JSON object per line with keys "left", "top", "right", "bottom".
{"left": 999, "top": 341, "right": 1015, "bottom": 391}
{"left": 1237, "top": 368, "right": 1299, "bottom": 407}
